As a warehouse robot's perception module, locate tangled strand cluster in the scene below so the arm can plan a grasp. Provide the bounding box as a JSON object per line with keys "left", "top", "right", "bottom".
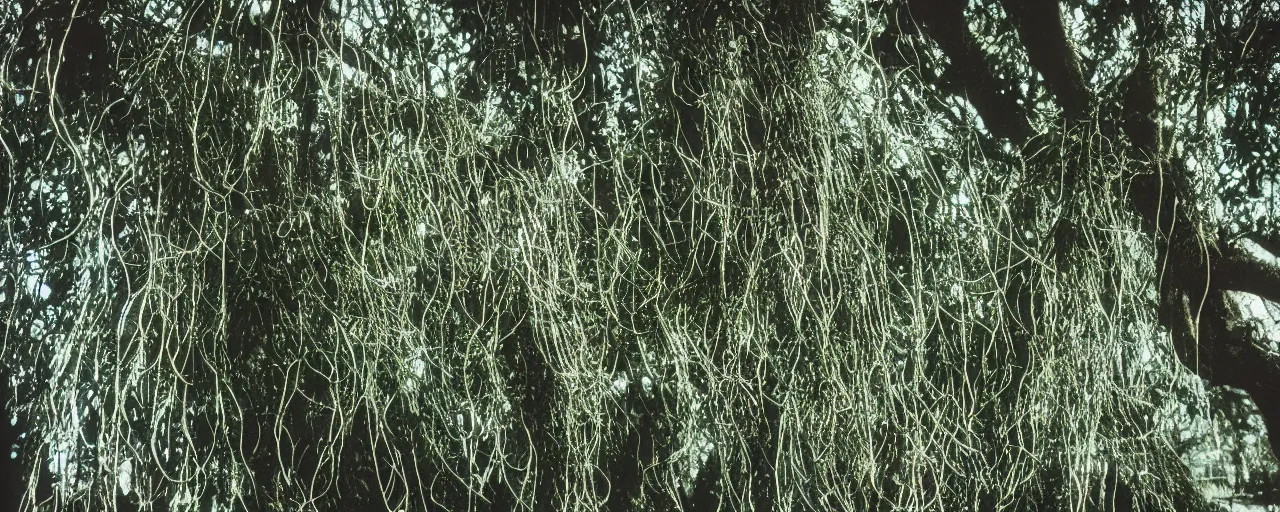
{"left": 0, "top": 1, "right": 1220, "bottom": 510}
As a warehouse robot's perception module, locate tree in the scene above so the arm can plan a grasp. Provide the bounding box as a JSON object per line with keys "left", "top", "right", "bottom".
{"left": 1, "top": 0, "right": 1278, "bottom": 510}
{"left": 905, "top": 0, "right": 1280, "bottom": 451}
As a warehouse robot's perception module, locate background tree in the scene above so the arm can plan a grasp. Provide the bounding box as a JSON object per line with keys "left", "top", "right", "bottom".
{"left": 2, "top": 0, "right": 1279, "bottom": 510}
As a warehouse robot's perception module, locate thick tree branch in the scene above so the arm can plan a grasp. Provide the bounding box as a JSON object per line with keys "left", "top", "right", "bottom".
{"left": 906, "top": 0, "right": 1033, "bottom": 142}
{"left": 1248, "top": 231, "right": 1280, "bottom": 258}
{"left": 1119, "top": 62, "right": 1201, "bottom": 251}
{"left": 1215, "top": 240, "right": 1280, "bottom": 306}
{"left": 1121, "top": 59, "right": 1280, "bottom": 461}
{"left": 1121, "top": 61, "right": 1162, "bottom": 160}
{"left": 998, "top": 0, "right": 1091, "bottom": 123}
{"left": 1167, "top": 289, "right": 1280, "bottom": 458}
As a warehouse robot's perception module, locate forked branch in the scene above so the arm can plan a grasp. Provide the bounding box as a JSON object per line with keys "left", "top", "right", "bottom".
{"left": 905, "top": 0, "right": 1033, "bottom": 142}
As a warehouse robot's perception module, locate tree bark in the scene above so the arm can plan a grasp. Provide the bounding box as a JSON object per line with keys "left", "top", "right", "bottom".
{"left": 997, "top": 0, "right": 1090, "bottom": 122}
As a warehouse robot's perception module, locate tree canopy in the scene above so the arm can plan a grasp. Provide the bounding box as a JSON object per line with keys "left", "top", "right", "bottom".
{"left": 3, "top": 0, "right": 1280, "bottom": 510}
